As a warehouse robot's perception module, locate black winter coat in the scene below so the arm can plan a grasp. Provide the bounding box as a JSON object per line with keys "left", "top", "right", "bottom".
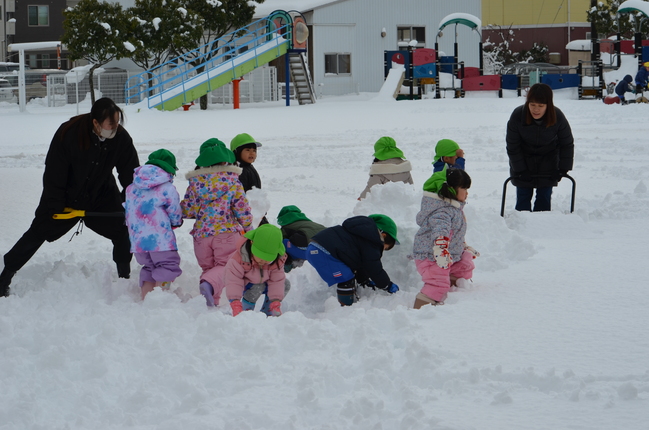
{"left": 311, "top": 216, "right": 390, "bottom": 289}
{"left": 506, "top": 105, "right": 574, "bottom": 188}
{"left": 238, "top": 161, "right": 261, "bottom": 192}
{"left": 36, "top": 118, "right": 139, "bottom": 217}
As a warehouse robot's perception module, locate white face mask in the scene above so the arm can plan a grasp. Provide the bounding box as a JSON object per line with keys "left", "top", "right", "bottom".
{"left": 99, "top": 127, "right": 117, "bottom": 140}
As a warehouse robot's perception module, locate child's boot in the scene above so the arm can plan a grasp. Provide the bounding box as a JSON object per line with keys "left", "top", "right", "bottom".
{"left": 230, "top": 299, "right": 243, "bottom": 316}
{"left": 268, "top": 300, "right": 282, "bottom": 316}
{"left": 413, "top": 292, "right": 444, "bottom": 309}
{"left": 336, "top": 279, "right": 357, "bottom": 306}
{"left": 199, "top": 281, "right": 215, "bottom": 307}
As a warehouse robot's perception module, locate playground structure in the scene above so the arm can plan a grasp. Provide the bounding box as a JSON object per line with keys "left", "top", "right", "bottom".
{"left": 125, "top": 10, "right": 315, "bottom": 111}
{"left": 382, "top": 3, "right": 649, "bottom": 101}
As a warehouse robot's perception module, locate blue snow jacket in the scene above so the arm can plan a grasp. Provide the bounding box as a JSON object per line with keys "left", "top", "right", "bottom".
{"left": 615, "top": 75, "right": 633, "bottom": 97}
{"left": 432, "top": 157, "right": 465, "bottom": 173}
{"left": 310, "top": 216, "right": 390, "bottom": 289}
{"left": 635, "top": 67, "right": 649, "bottom": 88}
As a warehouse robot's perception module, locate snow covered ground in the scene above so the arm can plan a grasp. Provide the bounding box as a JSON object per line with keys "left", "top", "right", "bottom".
{"left": 0, "top": 88, "right": 648, "bottom": 429}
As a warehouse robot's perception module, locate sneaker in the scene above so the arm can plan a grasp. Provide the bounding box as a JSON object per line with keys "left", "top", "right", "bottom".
{"left": 268, "top": 300, "right": 282, "bottom": 316}
{"left": 230, "top": 299, "right": 243, "bottom": 316}
{"left": 413, "top": 292, "right": 444, "bottom": 309}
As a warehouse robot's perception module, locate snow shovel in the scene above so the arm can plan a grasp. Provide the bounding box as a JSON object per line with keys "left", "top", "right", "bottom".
{"left": 500, "top": 174, "right": 575, "bottom": 217}
{"left": 52, "top": 207, "right": 126, "bottom": 220}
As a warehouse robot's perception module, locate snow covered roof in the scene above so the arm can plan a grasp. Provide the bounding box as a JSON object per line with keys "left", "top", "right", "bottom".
{"left": 8, "top": 41, "right": 62, "bottom": 51}
{"left": 565, "top": 39, "right": 591, "bottom": 51}
{"left": 253, "top": 0, "right": 341, "bottom": 17}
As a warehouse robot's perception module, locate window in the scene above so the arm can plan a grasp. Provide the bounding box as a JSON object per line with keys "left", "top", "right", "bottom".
{"left": 28, "top": 5, "right": 49, "bottom": 27}
{"left": 397, "top": 26, "right": 425, "bottom": 48}
{"left": 324, "top": 53, "right": 351, "bottom": 75}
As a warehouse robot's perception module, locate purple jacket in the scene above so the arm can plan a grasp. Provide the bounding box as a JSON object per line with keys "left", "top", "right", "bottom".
{"left": 124, "top": 164, "right": 182, "bottom": 253}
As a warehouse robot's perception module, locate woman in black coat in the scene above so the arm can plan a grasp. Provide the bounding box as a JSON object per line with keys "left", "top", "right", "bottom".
{"left": 0, "top": 98, "right": 140, "bottom": 296}
{"left": 506, "top": 83, "right": 574, "bottom": 211}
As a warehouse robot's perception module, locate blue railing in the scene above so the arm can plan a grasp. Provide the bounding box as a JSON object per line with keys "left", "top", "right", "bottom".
{"left": 125, "top": 12, "right": 292, "bottom": 109}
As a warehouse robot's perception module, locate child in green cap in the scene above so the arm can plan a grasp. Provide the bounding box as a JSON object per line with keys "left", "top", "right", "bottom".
{"left": 230, "top": 133, "right": 262, "bottom": 192}
{"left": 124, "top": 149, "right": 183, "bottom": 300}
{"left": 432, "top": 138, "right": 465, "bottom": 173}
{"left": 181, "top": 138, "right": 253, "bottom": 307}
{"left": 224, "top": 224, "right": 287, "bottom": 316}
{"left": 277, "top": 205, "right": 326, "bottom": 273}
{"left": 305, "top": 214, "right": 400, "bottom": 306}
{"left": 359, "top": 136, "right": 413, "bottom": 200}
{"left": 412, "top": 167, "right": 479, "bottom": 309}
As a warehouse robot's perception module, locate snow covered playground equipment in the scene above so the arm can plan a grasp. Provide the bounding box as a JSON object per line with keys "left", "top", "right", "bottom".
{"left": 125, "top": 10, "right": 315, "bottom": 111}
{"left": 382, "top": 2, "right": 649, "bottom": 102}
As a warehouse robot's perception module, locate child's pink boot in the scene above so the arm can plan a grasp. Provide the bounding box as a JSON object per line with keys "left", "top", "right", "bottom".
{"left": 230, "top": 299, "right": 243, "bottom": 316}
{"left": 268, "top": 300, "right": 282, "bottom": 316}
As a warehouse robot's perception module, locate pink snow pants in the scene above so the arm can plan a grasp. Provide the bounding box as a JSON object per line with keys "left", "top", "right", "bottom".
{"left": 415, "top": 250, "right": 475, "bottom": 302}
{"left": 193, "top": 232, "right": 240, "bottom": 304}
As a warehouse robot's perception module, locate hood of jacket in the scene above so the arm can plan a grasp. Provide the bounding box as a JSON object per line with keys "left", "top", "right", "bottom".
{"left": 131, "top": 164, "right": 173, "bottom": 190}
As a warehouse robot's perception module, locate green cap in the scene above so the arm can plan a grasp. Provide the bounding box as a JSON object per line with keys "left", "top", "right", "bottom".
{"left": 422, "top": 165, "right": 455, "bottom": 195}
{"left": 277, "top": 205, "right": 311, "bottom": 226}
{"left": 368, "top": 214, "right": 399, "bottom": 245}
{"left": 373, "top": 136, "right": 405, "bottom": 160}
{"left": 243, "top": 224, "right": 286, "bottom": 262}
{"left": 195, "top": 138, "right": 235, "bottom": 167}
{"left": 433, "top": 139, "right": 460, "bottom": 162}
{"left": 230, "top": 133, "right": 262, "bottom": 152}
{"left": 146, "top": 149, "right": 178, "bottom": 175}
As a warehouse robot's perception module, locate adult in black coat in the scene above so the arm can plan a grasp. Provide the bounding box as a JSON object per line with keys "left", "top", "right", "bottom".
{"left": 0, "top": 98, "right": 140, "bottom": 297}
{"left": 307, "top": 215, "right": 399, "bottom": 305}
{"left": 506, "top": 83, "right": 574, "bottom": 211}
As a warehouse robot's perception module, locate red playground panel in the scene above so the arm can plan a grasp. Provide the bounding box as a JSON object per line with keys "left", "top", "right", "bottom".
{"left": 620, "top": 40, "right": 634, "bottom": 54}
{"left": 459, "top": 67, "right": 480, "bottom": 79}
{"left": 462, "top": 75, "right": 501, "bottom": 91}
{"left": 413, "top": 48, "right": 436, "bottom": 65}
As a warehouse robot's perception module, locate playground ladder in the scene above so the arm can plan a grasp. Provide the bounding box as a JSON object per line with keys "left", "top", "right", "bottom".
{"left": 287, "top": 50, "right": 315, "bottom": 104}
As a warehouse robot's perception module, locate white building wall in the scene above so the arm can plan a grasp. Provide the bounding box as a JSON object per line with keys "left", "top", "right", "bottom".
{"left": 308, "top": 0, "right": 481, "bottom": 95}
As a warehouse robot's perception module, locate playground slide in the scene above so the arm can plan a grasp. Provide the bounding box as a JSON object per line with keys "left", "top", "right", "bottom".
{"left": 376, "top": 67, "right": 405, "bottom": 100}
{"left": 147, "top": 36, "right": 288, "bottom": 111}
{"left": 126, "top": 13, "right": 293, "bottom": 111}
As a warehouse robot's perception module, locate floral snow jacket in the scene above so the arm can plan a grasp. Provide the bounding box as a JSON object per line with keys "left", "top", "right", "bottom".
{"left": 181, "top": 165, "right": 253, "bottom": 238}
{"left": 412, "top": 192, "right": 467, "bottom": 263}
{"left": 124, "top": 164, "right": 182, "bottom": 253}
{"left": 224, "top": 237, "right": 287, "bottom": 302}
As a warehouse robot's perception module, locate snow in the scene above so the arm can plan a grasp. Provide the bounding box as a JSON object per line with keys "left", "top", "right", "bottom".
{"left": 618, "top": 0, "right": 649, "bottom": 17}
{"left": 1, "top": 91, "right": 648, "bottom": 429}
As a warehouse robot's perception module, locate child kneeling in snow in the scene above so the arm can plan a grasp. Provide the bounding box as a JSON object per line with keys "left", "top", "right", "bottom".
{"left": 225, "top": 224, "right": 287, "bottom": 316}
{"left": 412, "top": 167, "right": 479, "bottom": 309}
{"left": 358, "top": 136, "right": 413, "bottom": 200}
{"left": 277, "top": 205, "right": 326, "bottom": 273}
{"left": 124, "top": 149, "right": 183, "bottom": 300}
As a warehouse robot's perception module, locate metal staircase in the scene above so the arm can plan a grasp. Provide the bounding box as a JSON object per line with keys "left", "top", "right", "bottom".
{"left": 287, "top": 50, "right": 316, "bottom": 104}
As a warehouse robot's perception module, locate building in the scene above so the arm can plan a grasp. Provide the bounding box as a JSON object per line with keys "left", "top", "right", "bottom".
{"left": 481, "top": 0, "right": 591, "bottom": 66}
{"left": 254, "top": 0, "right": 482, "bottom": 96}
{"left": 2, "top": 0, "right": 69, "bottom": 67}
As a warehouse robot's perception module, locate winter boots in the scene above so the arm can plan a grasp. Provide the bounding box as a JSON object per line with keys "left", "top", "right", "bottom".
{"left": 336, "top": 279, "right": 358, "bottom": 306}
{"left": 413, "top": 292, "right": 444, "bottom": 309}
{"left": 199, "top": 281, "right": 215, "bottom": 307}
{"left": 0, "top": 269, "right": 15, "bottom": 297}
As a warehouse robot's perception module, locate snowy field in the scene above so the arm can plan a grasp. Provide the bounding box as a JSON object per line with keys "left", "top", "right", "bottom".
{"left": 0, "top": 88, "right": 648, "bottom": 429}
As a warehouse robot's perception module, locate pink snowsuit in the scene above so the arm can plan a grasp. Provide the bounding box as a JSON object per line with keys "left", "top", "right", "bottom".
{"left": 181, "top": 165, "right": 252, "bottom": 304}
{"left": 224, "top": 237, "right": 287, "bottom": 303}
